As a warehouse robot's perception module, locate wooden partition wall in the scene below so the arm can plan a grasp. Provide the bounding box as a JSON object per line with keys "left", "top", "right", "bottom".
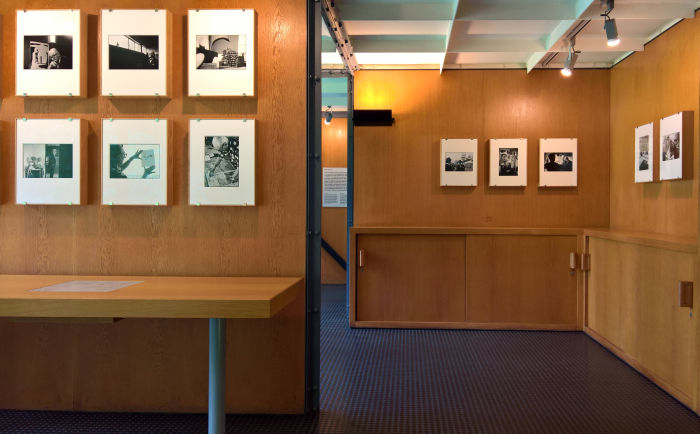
{"left": 353, "top": 69, "right": 610, "bottom": 228}
{"left": 585, "top": 12, "right": 700, "bottom": 414}
{"left": 321, "top": 117, "right": 347, "bottom": 284}
{"left": 349, "top": 69, "right": 609, "bottom": 330}
{"left": 0, "top": 0, "right": 307, "bottom": 413}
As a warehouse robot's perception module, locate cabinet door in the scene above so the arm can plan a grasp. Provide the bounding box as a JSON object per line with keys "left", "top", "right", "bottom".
{"left": 356, "top": 234, "right": 466, "bottom": 322}
{"left": 466, "top": 235, "right": 578, "bottom": 327}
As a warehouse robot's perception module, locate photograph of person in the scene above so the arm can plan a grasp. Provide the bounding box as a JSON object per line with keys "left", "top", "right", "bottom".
{"left": 444, "top": 152, "right": 473, "bottom": 172}
{"left": 24, "top": 35, "right": 73, "bottom": 69}
{"left": 543, "top": 152, "right": 574, "bottom": 172}
{"left": 23, "top": 144, "right": 73, "bottom": 178}
{"left": 498, "top": 148, "right": 518, "bottom": 176}
{"left": 662, "top": 132, "right": 680, "bottom": 161}
{"left": 109, "top": 144, "right": 159, "bottom": 179}
{"left": 638, "top": 136, "right": 649, "bottom": 170}
{"left": 108, "top": 35, "right": 159, "bottom": 70}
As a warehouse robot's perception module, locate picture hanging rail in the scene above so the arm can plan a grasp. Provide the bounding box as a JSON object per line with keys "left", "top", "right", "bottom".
{"left": 489, "top": 138, "right": 527, "bottom": 187}
{"left": 101, "top": 9, "right": 169, "bottom": 97}
{"left": 538, "top": 138, "right": 577, "bottom": 187}
{"left": 16, "top": 118, "right": 86, "bottom": 205}
{"left": 440, "top": 138, "right": 478, "bottom": 187}
{"left": 188, "top": 9, "right": 256, "bottom": 97}
{"left": 16, "top": 9, "right": 86, "bottom": 97}
{"left": 189, "top": 119, "right": 256, "bottom": 206}
{"left": 101, "top": 118, "right": 170, "bottom": 206}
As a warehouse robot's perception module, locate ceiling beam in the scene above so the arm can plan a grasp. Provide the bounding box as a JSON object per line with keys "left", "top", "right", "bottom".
{"left": 580, "top": 2, "right": 696, "bottom": 20}
{"left": 440, "top": 0, "right": 460, "bottom": 74}
{"left": 448, "top": 38, "right": 546, "bottom": 53}
{"left": 335, "top": 2, "right": 455, "bottom": 21}
{"left": 525, "top": 0, "right": 594, "bottom": 73}
{"left": 351, "top": 36, "right": 446, "bottom": 53}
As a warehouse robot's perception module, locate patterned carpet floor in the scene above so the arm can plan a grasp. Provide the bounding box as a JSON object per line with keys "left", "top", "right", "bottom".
{"left": 1, "top": 284, "right": 698, "bottom": 433}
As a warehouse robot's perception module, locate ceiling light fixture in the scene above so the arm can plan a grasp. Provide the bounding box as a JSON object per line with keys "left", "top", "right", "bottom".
{"left": 324, "top": 106, "right": 333, "bottom": 125}
{"left": 561, "top": 39, "right": 578, "bottom": 77}
{"left": 602, "top": 0, "right": 620, "bottom": 47}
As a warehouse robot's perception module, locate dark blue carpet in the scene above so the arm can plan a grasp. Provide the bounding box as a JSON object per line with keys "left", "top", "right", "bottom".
{"left": 0, "top": 284, "right": 698, "bottom": 433}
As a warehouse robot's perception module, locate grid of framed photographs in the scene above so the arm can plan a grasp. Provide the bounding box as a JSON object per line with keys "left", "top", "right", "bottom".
{"left": 15, "top": 118, "right": 85, "bottom": 205}
{"left": 101, "top": 9, "right": 168, "bottom": 96}
{"left": 188, "top": 9, "right": 255, "bottom": 96}
{"left": 489, "top": 139, "right": 527, "bottom": 187}
{"left": 16, "top": 10, "right": 85, "bottom": 97}
{"left": 189, "top": 119, "right": 255, "bottom": 206}
{"left": 440, "top": 139, "right": 478, "bottom": 187}
{"left": 101, "top": 119, "right": 170, "bottom": 206}
{"left": 539, "top": 138, "right": 577, "bottom": 187}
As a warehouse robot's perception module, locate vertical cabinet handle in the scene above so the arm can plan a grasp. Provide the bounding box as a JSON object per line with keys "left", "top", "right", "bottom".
{"left": 359, "top": 249, "right": 365, "bottom": 268}
{"left": 569, "top": 252, "right": 578, "bottom": 272}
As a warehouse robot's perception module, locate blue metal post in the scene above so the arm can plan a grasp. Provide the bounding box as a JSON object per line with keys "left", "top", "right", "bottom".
{"left": 208, "top": 318, "right": 226, "bottom": 434}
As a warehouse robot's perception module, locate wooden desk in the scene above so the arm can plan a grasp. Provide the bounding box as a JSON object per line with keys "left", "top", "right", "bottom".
{"left": 0, "top": 275, "right": 304, "bottom": 434}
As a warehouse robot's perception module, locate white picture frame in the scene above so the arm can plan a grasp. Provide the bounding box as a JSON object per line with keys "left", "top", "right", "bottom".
{"left": 16, "top": 9, "right": 85, "bottom": 97}
{"left": 539, "top": 138, "right": 577, "bottom": 187}
{"left": 101, "top": 119, "right": 169, "bottom": 206}
{"left": 187, "top": 9, "right": 255, "bottom": 97}
{"left": 440, "top": 139, "right": 478, "bottom": 186}
{"left": 659, "top": 112, "right": 683, "bottom": 181}
{"left": 189, "top": 119, "right": 255, "bottom": 206}
{"left": 16, "top": 118, "right": 85, "bottom": 205}
{"left": 100, "top": 9, "right": 169, "bottom": 97}
{"left": 634, "top": 122, "right": 654, "bottom": 183}
{"left": 489, "top": 139, "right": 527, "bottom": 187}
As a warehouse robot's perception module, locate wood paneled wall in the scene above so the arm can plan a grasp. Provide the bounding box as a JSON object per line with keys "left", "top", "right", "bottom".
{"left": 353, "top": 69, "right": 610, "bottom": 228}
{"left": 609, "top": 12, "right": 700, "bottom": 238}
{"left": 321, "top": 117, "right": 347, "bottom": 284}
{"left": 0, "top": 0, "right": 306, "bottom": 413}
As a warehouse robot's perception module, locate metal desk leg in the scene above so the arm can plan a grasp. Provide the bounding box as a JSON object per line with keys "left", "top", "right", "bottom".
{"left": 209, "top": 318, "right": 226, "bottom": 434}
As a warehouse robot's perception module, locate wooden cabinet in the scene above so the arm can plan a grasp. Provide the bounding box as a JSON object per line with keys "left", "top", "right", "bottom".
{"left": 350, "top": 228, "right": 582, "bottom": 330}
{"left": 586, "top": 235, "right": 698, "bottom": 410}
{"left": 356, "top": 234, "right": 466, "bottom": 323}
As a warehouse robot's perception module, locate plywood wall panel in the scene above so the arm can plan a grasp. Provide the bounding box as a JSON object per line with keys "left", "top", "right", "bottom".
{"left": 322, "top": 117, "right": 347, "bottom": 284}
{"left": 0, "top": 0, "right": 306, "bottom": 413}
{"left": 609, "top": 13, "right": 700, "bottom": 237}
{"left": 353, "top": 69, "right": 610, "bottom": 228}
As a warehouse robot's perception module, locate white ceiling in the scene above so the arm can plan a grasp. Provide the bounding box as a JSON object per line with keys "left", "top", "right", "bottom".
{"left": 321, "top": 0, "right": 699, "bottom": 71}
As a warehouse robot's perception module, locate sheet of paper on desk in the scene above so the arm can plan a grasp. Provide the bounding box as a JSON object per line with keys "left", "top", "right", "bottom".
{"left": 31, "top": 281, "right": 144, "bottom": 293}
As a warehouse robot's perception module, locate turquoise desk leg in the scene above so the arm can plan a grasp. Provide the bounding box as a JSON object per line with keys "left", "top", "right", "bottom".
{"left": 209, "top": 318, "right": 226, "bottom": 434}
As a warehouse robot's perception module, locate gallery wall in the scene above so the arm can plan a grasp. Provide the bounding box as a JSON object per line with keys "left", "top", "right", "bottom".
{"left": 322, "top": 116, "right": 347, "bottom": 284}
{"left": 0, "top": 0, "right": 307, "bottom": 413}
{"left": 609, "top": 11, "right": 700, "bottom": 238}
{"left": 353, "top": 69, "right": 610, "bottom": 228}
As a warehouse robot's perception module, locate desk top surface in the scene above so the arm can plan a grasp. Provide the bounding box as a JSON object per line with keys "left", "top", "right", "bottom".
{"left": 0, "top": 275, "right": 304, "bottom": 319}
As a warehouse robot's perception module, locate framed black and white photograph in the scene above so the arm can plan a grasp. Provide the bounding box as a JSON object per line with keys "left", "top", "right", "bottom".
{"left": 102, "top": 119, "right": 169, "bottom": 206}
{"left": 101, "top": 9, "right": 169, "bottom": 96}
{"left": 634, "top": 122, "right": 653, "bottom": 183}
{"left": 440, "top": 138, "right": 477, "bottom": 186}
{"left": 538, "top": 138, "right": 577, "bottom": 187}
{"left": 659, "top": 112, "right": 684, "bottom": 181}
{"left": 188, "top": 9, "right": 255, "bottom": 96}
{"left": 189, "top": 119, "right": 255, "bottom": 206}
{"left": 15, "top": 118, "right": 85, "bottom": 205}
{"left": 24, "top": 35, "right": 73, "bottom": 70}
{"left": 16, "top": 10, "right": 85, "bottom": 96}
{"left": 489, "top": 139, "right": 527, "bottom": 187}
